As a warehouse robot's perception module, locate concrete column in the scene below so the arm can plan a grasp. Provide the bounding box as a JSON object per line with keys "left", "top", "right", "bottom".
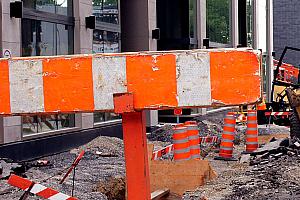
{"left": 121, "top": 0, "right": 158, "bottom": 127}
{"left": 231, "top": 0, "right": 239, "bottom": 48}
{"left": 196, "top": 0, "right": 206, "bottom": 48}
{"left": 73, "top": 0, "right": 93, "bottom": 54}
{"left": 0, "top": 0, "right": 22, "bottom": 144}
{"left": 266, "top": 0, "right": 274, "bottom": 102}
{"left": 73, "top": 0, "right": 94, "bottom": 128}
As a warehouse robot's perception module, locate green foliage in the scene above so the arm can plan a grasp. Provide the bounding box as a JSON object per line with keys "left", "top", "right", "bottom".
{"left": 207, "top": 0, "right": 230, "bottom": 44}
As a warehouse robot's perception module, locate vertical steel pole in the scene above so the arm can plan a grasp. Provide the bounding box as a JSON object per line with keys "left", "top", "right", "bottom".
{"left": 122, "top": 111, "right": 151, "bottom": 200}
{"left": 231, "top": 0, "right": 239, "bottom": 48}
{"left": 266, "top": 0, "right": 274, "bottom": 102}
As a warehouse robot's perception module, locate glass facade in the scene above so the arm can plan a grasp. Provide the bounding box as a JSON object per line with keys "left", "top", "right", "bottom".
{"left": 189, "top": 0, "right": 197, "bottom": 49}
{"left": 246, "top": 0, "right": 253, "bottom": 47}
{"left": 22, "top": 19, "right": 73, "bottom": 56}
{"left": 92, "top": 0, "right": 119, "bottom": 24}
{"left": 92, "top": 30, "right": 120, "bottom": 53}
{"left": 206, "top": 0, "right": 231, "bottom": 48}
{"left": 21, "top": 1, "right": 75, "bottom": 135}
{"left": 23, "top": 0, "right": 73, "bottom": 16}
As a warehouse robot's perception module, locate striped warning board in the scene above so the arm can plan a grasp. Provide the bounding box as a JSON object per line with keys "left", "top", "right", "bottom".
{"left": 265, "top": 112, "right": 290, "bottom": 116}
{"left": 152, "top": 144, "right": 174, "bottom": 160}
{"left": 0, "top": 49, "right": 261, "bottom": 115}
{"left": 8, "top": 174, "right": 78, "bottom": 200}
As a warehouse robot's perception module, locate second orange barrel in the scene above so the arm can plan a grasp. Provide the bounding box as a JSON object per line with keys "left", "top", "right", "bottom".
{"left": 218, "top": 113, "right": 236, "bottom": 160}
{"left": 185, "top": 124, "right": 200, "bottom": 159}
{"left": 245, "top": 110, "right": 258, "bottom": 152}
{"left": 173, "top": 127, "right": 190, "bottom": 161}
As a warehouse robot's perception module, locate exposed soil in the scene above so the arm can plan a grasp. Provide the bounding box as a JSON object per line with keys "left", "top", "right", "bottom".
{"left": 0, "top": 109, "right": 297, "bottom": 200}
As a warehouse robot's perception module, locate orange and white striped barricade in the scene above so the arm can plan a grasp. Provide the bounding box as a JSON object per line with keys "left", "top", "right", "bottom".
{"left": 172, "top": 127, "right": 190, "bottom": 161}
{"left": 243, "top": 110, "right": 259, "bottom": 153}
{"left": 8, "top": 174, "right": 78, "bottom": 200}
{"left": 185, "top": 124, "right": 201, "bottom": 159}
{"left": 215, "top": 113, "right": 237, "bottom": 161}
{"left": 0, "top": 49, "right": 262, "bottom": 200}
{"left": 151, "top": 144, "right": 174, "bottom": 160}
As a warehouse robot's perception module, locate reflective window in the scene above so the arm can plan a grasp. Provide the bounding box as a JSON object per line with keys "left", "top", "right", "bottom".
{"left": 22, "top": 19, "right": 73, "bottom": 56}
{"left": 92, "top": 0, "right": 119, "bottom": 24}
{"left": 23, "top": 0, "right": 73, "bottom": 16}
{"left": 21, "top": 18, "right": 75, "bottom": 135}
{"left": 94, "top": 112, "right": 121, "bottom": 124}
{"left": 93, "top": 30, "right": 120, "bottom": 53}
{"left": 207, "top": 0, "right": 231, "bottom": 47}
{"left": 246, "top": 0, "right": 253, "bottom": 47}
{"left": 22, "top": 114, "right": 75, "bottom": 135}
{"left": 189, "top": 0, "right": 197, "bottom": 49}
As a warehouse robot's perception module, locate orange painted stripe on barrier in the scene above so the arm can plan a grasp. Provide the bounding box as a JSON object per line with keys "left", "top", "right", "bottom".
{"left": 210, "top": 51, "right": 261, "bottom": 105}
{"left": 43, "top": 56, "right": 94, "bottom": 112}
{"left": 126, "top": 54, "right": 177, "bottom": 109}
{"left": 0, "top": 60, "right": 10, "bottom": 114}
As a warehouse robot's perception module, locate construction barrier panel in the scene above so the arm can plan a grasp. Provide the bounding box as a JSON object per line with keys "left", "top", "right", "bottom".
{"left": 0, "top": 49, "right": 261, "bottom": 115}
{"left": 245, "top": 110, "right": 259, "bottom": 152}
{"left": 8, "top": 174, "right": 78, "bottom": 200}
{"left": 173, "top": 127, "right": 190, "bottom": 161}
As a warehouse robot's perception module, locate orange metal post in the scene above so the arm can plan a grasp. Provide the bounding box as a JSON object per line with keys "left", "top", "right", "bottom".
{"left": 122, "top": 111, "right": 151, "bottom": 200}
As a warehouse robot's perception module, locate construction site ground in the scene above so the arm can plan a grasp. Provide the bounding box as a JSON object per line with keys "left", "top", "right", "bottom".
{"left": 1, "top": 109, "right": 299, "bottom": 200}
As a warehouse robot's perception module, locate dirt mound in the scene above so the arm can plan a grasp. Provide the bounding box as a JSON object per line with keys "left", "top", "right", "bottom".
{"left": 96, "top": 176, "right": 126, "bottom": 200}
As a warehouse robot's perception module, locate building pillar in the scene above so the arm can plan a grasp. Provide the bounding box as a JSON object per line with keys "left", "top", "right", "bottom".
{"left": 266, "top": 0, "right": 274, "bottom": 102}
{"left": 231, "top": 0, "right": 239, "bottom": 48}
{"left": 197, "top": 0, "right": 206, "bottom": 48}
{"left": 73, "top": 0, "right": 93, "bottom": 128}
{"left": 0, "top": 0, "right": 22, "bottom": 144}
{"left": 121, "top": 0, "right": 158, "bottom": 127}
{"left": 73, "top": 0, "right": 93, "bottom": 54}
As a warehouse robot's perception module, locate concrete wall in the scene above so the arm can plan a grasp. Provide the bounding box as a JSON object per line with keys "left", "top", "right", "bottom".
{"left": 273, "top": 0, "right": 300, "bottom": 66}
{"left": 0, "top": 0, "right": 22, "bottom": 144}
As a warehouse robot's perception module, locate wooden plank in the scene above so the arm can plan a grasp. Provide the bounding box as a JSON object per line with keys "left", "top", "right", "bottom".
{"left": 0, "top": 48, "right": 262, "bottom": 115}
{"left": 151, "top": 189, "right": 170, "bottom": 200}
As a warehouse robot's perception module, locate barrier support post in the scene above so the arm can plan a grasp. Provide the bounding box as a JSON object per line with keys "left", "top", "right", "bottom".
{"left": 114, "top": 93, "right": 151, "bottom": 200}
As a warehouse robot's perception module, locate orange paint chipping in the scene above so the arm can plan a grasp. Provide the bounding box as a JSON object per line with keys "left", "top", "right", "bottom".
{"left": 0, "top": 60, "right": 11, "bottom": 114}
{"left": 126, "top": 54, "right": 178, "bottom": 109}
{"left": 43, "top": 57, "right": 94, "bottom": 112}
{"left": 210, "top": 51, "right": 261, "bottom": 105}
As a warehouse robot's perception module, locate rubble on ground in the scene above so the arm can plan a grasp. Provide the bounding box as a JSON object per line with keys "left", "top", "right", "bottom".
{"left": 0, "top": 109, "right": 298, "bottom": 200}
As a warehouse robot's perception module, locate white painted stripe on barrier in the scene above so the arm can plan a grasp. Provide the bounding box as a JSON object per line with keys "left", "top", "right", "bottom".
{"left": 92, "top": 56, "right": 127, "bottom": 110}
{"left": 9, "top": 60, "right": 45, "bottom": 113}
{"left": 176, "top": 53, "right": 211, "bottom": 106}
{"left": 49, "top": 193, "right": 70, "bottom": 200}
{"left": 28, "top": 183, "right": 47, "bottom": 193}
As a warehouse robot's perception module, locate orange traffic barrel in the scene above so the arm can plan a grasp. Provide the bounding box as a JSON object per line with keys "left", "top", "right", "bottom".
{"left": 174, "top": 123, "right": 185, "bottom": 128}
{"left": 185, "top": 124, "right": 200, "bottom": 159}
{"left": 215, "top": 112, "right": 237, "bottom": 161}
{"left": 245, "top": 110, "right": 258, "bottom": 153}
{"left": 173, "top": 127, "right": 190, "bottom": 161}
{"left": 184, "top": 121, "right": 197, "bottom": 125}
